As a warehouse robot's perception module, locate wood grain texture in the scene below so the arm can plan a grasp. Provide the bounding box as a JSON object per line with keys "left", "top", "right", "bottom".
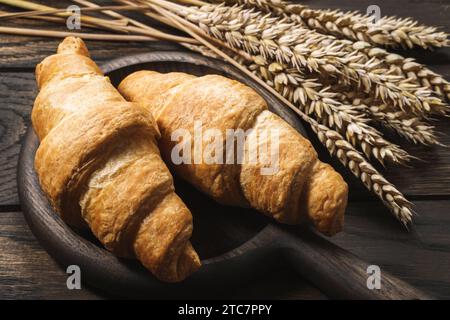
{"left": 332, "top": 200, "right": 450, "bottom": 299}
{"left": 0, "top": 212, "right": 102, "bottom": 299}
{"left": 0, "top": 211, "right": 325, "bottom": 299}
{"left": 0, "top": 1, "right": 182, "bottom": 69}
{"left": 3, "top": 199, "right": 450, "bottom": 299}
{"left": 0, "top": 35, "right": 179, "bottom": 70}
{"left": 0, "top": 0, "right": 449, "bottom": 300}
{"left": 0, "top": 73, "right": 34, "bottom": 205}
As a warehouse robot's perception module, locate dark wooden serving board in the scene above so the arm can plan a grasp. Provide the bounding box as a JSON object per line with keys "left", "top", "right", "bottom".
{"left": 17, "top": 51, "right": 431, "bottom": 299}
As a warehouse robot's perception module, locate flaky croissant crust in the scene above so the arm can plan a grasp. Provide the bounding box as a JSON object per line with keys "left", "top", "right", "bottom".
{"left": 32, "top": 37, "right": 200, "bottom": 282}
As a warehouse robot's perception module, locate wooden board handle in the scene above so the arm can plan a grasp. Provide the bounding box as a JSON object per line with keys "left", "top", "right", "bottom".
{"left": 270, "top": 224, "right": 433, "bottom": 300}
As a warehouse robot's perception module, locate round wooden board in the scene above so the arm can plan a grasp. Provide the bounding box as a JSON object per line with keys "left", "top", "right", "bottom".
{"left": 18, "top": 51, "right": 308, "bottom": 298}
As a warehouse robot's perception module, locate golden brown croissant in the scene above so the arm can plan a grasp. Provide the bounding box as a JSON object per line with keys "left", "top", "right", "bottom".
{"left": 32, "top": 37, "right": 200, "bottom": 282}
{"left": 119, "top": 71, "right": 349, "bottom": 235}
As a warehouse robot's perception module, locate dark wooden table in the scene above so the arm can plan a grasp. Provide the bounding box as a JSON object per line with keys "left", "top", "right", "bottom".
{"left": 1, "top": 0, "right": 450, "bottom": 299}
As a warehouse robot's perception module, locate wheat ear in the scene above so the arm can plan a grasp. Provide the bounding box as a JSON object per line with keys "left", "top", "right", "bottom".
{"left": 350, "top": 41, "right": 450, "bottom": 103}
{"left": 228, "top": 0, "right": 449, "bottom": 49}
{"left": 223, "top": 0, "right": 450, "bottom": 105}
{"left": 339, "top": 90, "right": 441, "bottom": 145}
{"left": 250, "top": 57, "right": 413, "bottom": 164}
{"left": 181, "top": 4, "right": 448, "bottom": 118}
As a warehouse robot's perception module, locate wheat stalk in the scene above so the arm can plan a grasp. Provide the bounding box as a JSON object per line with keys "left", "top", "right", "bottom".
{"left": 0, "top": 4, "right": 146, "bottom": 19}
{"left": 222, "top": 0, "right": 450, "bottom": 103}
{"left": 316, "top": 38, "right": 450, "bottom": 108}
{"left": 309, "top": 120, "right": 414, "bottom": 226}
{"left": 309, "top": 39, "right": 450, "bottom": 106}
{"left": 212, "top": 0, "right": 450, "bottom": 104}
{"left": 371, "top": 109, "right": 440, "bottom": 146}
{"left": 0, "top": 0, "right": 129, "bottom": 28}
{"left": 249, "top": 57, "right": 413, "bottom": 164}
{"left": 0, "top": 25, "right": 158, "bottom": 41}
{"left": 350, "top": 42, "right": 450, "bottom": 103}
{"left": 339, "top": 90, "right": 441, "bottom": 145}
{"left": 177, "top": 1, "right": 450, "bottom": 127}
{"left": 226, "top": 0, "right": 449, "bottom": 50}
{"left": 288, "top": 5, "right": 449, "bottom": 50}
{"left": 177, "top": 3, "right": 448, "bottom": 118}
{"left": 1, "top": 0, "right": 200, "bottom": 44}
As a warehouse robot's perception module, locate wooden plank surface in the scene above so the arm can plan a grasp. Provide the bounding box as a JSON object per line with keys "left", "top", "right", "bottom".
{"left": 334, "top": 200, "right": 450, "bottom": 299}
{"left": 0, "top": 73, "right": 33, "bottom": 205}
{"left": 2, "top": 199, "right": 450, "bottom": 299}
{"left": 0, "top": 211, "right": 324, "bottom": 299}
{"left": 0, "top": 212, "right": 102, "bottom": 299}
{"left": 0, "top": 35, "right": 180, "bottom": 70}
{"left": 0, "top": 0, "right": 449, "bottom": 299}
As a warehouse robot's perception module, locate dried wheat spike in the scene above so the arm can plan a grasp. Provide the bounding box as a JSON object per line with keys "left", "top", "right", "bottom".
{"left": 341, "top": 91, "right": 442, "bottom": 146}
{"left": 250, "top": 57, "right": 413, "bottom": 165}
{"left": 228, "top": 0, "right": 450, "bottom": 106}
{"left": 309, "top": 118, "right": 414, "bottom": 226}
{"left": 228, "top": 0, "right": 449, "bottom": 49}
{"left": 371, "top": 108, "right": 441, "bottom": 146}
{"left": 250, "top": 57, "right": 414, "bottom": 224}
{"left": 328, "top": 40, "right": 450, "bottom": 111}
{"left": 350, "top": 41, "right": 450, "bottom": 103}
{"left": 226, "top": 0, "right": 285, "bottom": 13}
{"left": 185, "top": 4, "right": 448, "bottom": 117}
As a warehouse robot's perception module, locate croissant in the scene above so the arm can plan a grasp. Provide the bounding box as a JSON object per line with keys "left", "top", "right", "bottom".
{"left": 119, "top": 71, "right": 348, "bottom": 235}
{"left": 32, "top": 37, "right": 200, "bottom": 282}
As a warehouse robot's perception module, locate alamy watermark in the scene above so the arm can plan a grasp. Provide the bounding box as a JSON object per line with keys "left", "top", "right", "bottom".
{"left": 66, "top": 265, "right": 81, "bottom": 290}
{"left": 367, "top": 5, "right": 381, "bottom": 25}
{"left": 366, "top": 265, "right": 381, "bottom": 290}
{"left": 66, "top": 5, "right": 81, "bottom": 30}
{"left": 171, "top": 121, "right": 280, "bottom": 175}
